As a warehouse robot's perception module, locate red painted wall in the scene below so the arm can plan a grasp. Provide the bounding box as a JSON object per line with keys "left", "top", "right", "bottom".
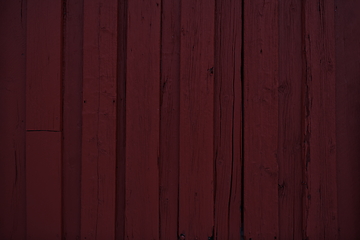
{"left": 0, "top": 0, "right": 359, "bottom": 239}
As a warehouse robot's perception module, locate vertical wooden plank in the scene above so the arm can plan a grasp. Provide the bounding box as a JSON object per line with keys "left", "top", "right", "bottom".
{"left": 243, "top": 0, "right": 279, "bottom": 239}
{"left": 335, "top": 0, "right": 360, "bottom": 238}
{"left": 81, "top": 0, "right": 118, "bottom": 239}
{"left": 230, "top": 54, "right": 243, "bottom": 240}
{"left": 214, "top": 0, "right": 242, "bottom": 239}
{"left": 278, "top": 1, "right": 303, "bottom": 239}
{"left": 125, "top": 1, "right": 161, "bottom": 239}
{"left": 25, "top": 1, "right": 63, "bottom": 239}
{"left": 302, "top": 0, "right": 338, "bottom": 238}
{"left": 26, "top": 132, "right": 62, "bottom": 239}
{"left": 0, "top": 1, "right": 26, "bottom": 239}
{"left": 62, "top": 0, "right": 83, "bottom": 239}
{"left": 179, "top": 0, "right": 215, "bottom": 239}
{"left": 115, "top": 0, "right": 127, "bottom": 239}
{"left": 160, "top": 0, "right": 180, "bottom": 239}
{"left": 26, "top": 0, "right": 62, "bottom": 131}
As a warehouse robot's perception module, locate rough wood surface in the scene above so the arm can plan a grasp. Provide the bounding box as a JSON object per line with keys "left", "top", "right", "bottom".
{"left": 159, "top": 0, "right": 180, "bottom": 239}
{"left": 125, "top": 1, "right": 161, "bottom": 239}
{"left": 0, "top": 1, "right": 359, "bottom": 239}
{"left": 214, "top": 0, "right": 242, "bottom": 239}
{"left": 243, "top": 0, "right": 279, "bottom": 238}
{"left": 81, "top": 0, "right": 118, "bottom": 238}
{"left": 278, "top": 1, "right": 303, "bottom": 239}
{"left": 179, "top": 0, "right": 215, "bottom": 239}
{"left": 302, "top": 1, "right": 338, "bottom": 238}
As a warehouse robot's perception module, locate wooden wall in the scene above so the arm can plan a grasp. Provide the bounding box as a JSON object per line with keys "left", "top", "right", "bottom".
{"left": 0, "top": 0, "right": 359, "bottom": 239}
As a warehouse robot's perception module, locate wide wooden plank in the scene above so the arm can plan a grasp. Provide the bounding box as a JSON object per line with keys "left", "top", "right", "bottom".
{"left": 302, "top": 0, "right": 338, "bottom": 238}
{"left": 81, "top": 0, "right": 118, "bottom": 239}
{"left": 159, "top": 0, "right": 180, "bottom": 239}
{"left": 0, "top": 1, "right": 26, "bottom": 239}
{"left": 278, "top": 1, "right": 303, "bottom": 239}
{"left": 62, "top": 0, "right": 83, "bottom": 239}
{"left": 335, "top": 1, "right": 360, "bottom": 238}
{"left": 214, "top": 0, "right": 242, "bottom": 239}
{"left": 243, "top": 0, "right": 279, "bottom": 238}
{"left": 26, "top": 132, "right": 62, "bottom": 239}
{"left": 26, "top": 0, "right": 62, "bottom": 131}
{"left": 179, "top": 0, "right": 215, "bottom": 239}
{"left": 125, "top": 1, "right": 161, "bottom": 239}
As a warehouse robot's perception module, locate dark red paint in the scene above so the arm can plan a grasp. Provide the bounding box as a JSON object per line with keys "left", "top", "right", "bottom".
{"left": 0, "top": 0, "right": 359, "bottom": 239}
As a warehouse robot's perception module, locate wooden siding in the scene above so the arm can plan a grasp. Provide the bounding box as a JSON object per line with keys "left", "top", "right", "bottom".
{"left": 0, "top": 0, "right": 359, "bottom": 239}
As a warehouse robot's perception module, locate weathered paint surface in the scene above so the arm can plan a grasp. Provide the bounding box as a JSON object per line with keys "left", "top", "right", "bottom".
{"left": 243, "top": 0, "right": 279, "bottom": 239}
{"left": 278, "top": 1, "right": 303, "bottom": 239}
{"left": 125, "top": 0, "right": 161, "bottom": 239}
{"left": 81, "top": 0, "right": 118, "bottom": 239}
{"left": 302, "top": 1, "right": 338, "bottom": 238}
{"left": 0, "top": 0, "right": 359, "bottom": 239}
{"left": 179, "top": 0, "right": 215, "bottom": 239}
{"left": 159, "top": 0, "right": 180, "bottom": 239}
{"left": 214, "top": 0, "right": 242, "bottom": 239}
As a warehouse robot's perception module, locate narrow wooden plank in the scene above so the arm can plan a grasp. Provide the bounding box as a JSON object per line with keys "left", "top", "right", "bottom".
{"left": 179, "top": 0, "right": 215, "bottom": 239}
{"left": 125, "top": 1, "right": 161, "bottom": 239}
{"left": 302, "top": 0, "right": 338, "bottom": 238}
{"left": 278, "top": 1, "right": 303, "bottom": 239}
{"left": 243, "top": 0, "right": 279, "bottom": 238}
{"left": 229, "top": 49, "right": 243, "bottom": 240}
{"left": 335, "top": 1, "right": 360, "bottom": 238}
{"left": 26, "top": 132, "right": 62, "bottom": 239}
{"left": 0, "top": 1, "right": 26, "bottom": 239}
{"left": 115, "top": 0, "right": 127, "bottom": 239}
{"left": 26, "top": 0, "right": 62, "bottom": 131}
{"left": 159, "top": 0, "right": 180, "bottom": 239}
{"left": 214, "top": 0, "right": 242, "bottom": 239}
{"left": 81, "top": 0, "right": 118, "bottom": 239}
{"left": 62, "top": 0, "right": 83, "bottom": 239}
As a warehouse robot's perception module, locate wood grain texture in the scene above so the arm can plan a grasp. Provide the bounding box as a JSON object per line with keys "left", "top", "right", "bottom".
{"left": 302, "top": 0, "right": 338, "bottom": 238}
{"left": 62, "top": 0, "right": 83, "bottom": 239}
{"left": 125, "top": 1, "right": 161, "bottom": 239}
{"left": 335, "top": 1, "right": 360, "bottom": 238}
{"left": 2, "top": 1, "right": 360, "bottom": 238}
{"left": 26, "top": 0, "right": 62, "bottom": 131}
{"left": 214, "top": 0, "right": 242, "bottom": 239}
{"left": 179, "top": 0, "right": 215, "bottom": 239}
{"left": 26, "top": 132, "right": 62, "bottom": 240}
{"left": 81, "top": 0, "right": 118, "bottom": 238}
{"left": 278, "top": 1, "right": 303, "bottom": 239}
{"left": 159, "top": 0, "right": 180, "bottom": 239}
{"left": 0, "top": 1, "right": 26, "bottom": 239}
{"left": 243, "top": 0, "right": 279, "bottom": 238}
